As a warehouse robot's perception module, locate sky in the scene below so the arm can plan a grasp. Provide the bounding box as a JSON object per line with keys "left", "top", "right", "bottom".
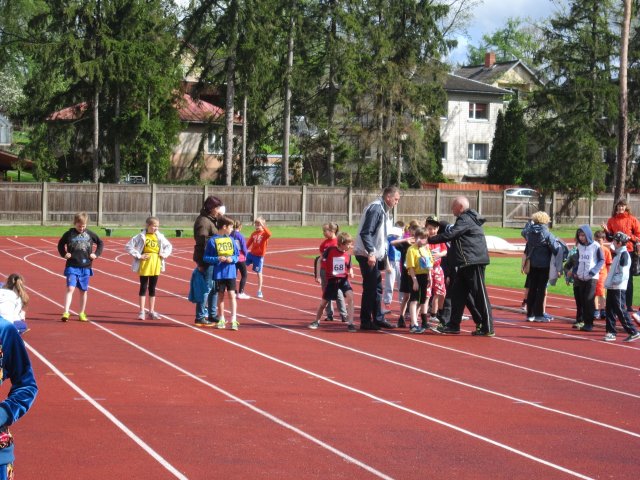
{"left": 447, "top": 0, "right": 559, "bottom": 65}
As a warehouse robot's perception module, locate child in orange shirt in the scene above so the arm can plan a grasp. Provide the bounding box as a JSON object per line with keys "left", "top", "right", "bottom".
{"left": 246, "top": 216, "right": 272, "bottom": 298}
{"left": 594, "top": 230, "right": 613, "bottom": 320}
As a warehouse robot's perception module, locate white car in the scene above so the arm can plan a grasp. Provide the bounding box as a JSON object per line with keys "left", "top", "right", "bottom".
{"left": 505, "top": 188, "right": 538, "bottom": 198}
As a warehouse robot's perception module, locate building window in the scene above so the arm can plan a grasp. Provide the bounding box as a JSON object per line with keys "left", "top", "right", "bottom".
{"left": 207, "top": 132, "right": 223, "bottom": 155}
{"left": 469, "top": 102, "right": 488, "bottom": 120}
{"left": 468, "top": 143, "right": 488, "bottom": 161}
{"left": 441, "top": 142, "right": 447, "bottom": 161}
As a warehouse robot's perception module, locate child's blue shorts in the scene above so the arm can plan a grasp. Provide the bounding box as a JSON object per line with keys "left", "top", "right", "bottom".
{"left": 64, "top": 266, "right": 93, "bottom": 291}
{"left": 245, "top": 253, "right": 264, "bottom": 273}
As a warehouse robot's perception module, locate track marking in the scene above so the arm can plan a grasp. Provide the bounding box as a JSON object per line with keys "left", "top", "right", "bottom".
{"left": 25, "top": 344, "right": 188, "bottom": 480}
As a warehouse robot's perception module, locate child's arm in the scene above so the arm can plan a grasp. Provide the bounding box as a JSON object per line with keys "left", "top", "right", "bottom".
{"left": 57, "top": 231, "right": 69, "bottom": 257}
{"left": 91, "top": 230, "right": 104, "bottom": 258}
{"left": 202, "top": 239, "right": 221, "bottom": 266}
{"left": 408, "top": 267, "right": 419, "bottom": 291}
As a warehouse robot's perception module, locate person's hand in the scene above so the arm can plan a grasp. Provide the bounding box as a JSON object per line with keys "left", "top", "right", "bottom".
{"left": 412, "top": 278, "right": 418, "bottom": 291}
{"left": 315, "top": 276, "right": 321, "bottom": 284}
{"left": 600, "top": 223, "right": 608, "bottom": 231}
{"left": 89, "top": 253, "right": 97, "bottom": 260}
{"left": 141, "top": 253, "right": 150, "bottom": 260}
{"left": 367, "top": 253, "right": 376, "bottom": 267}
{"left": 65, "top": 253, "right": 71, "bottom": 259}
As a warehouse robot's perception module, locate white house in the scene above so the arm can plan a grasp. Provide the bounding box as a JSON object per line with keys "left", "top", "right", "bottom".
{"left": 440, "top": 74, "right": 511, "bottom": 181}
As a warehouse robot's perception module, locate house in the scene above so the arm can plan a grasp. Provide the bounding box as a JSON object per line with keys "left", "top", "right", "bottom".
{"left": 47, "top": 88, "right": 243, "bottom": 181}
{"left": 454, "top": 52, "right": 544, "bottom": 98}
{"left": 169, "top": 90, "right": 243, "bottom": 181}
{"left": 440, "top": 74, "right": 511, "bottom": 181}
{"left": 0, "top": 114, "right": 12, "bottom": 146}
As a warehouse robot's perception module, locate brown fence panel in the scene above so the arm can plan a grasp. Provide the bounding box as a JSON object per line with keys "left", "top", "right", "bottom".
{"left": 254, "top": 186, "right": 302, "bottom": 224}
{"left": 305, "top": 187, "right": 350, "bottom": 225}
{"left": 47, "top": 183, "right": 98, "bottom": 224}
{"left": 554, "top": 194, "right": 590, "bottom": 226}
{"left": 155, "top": 185, "right": 205, "bottom": 225}
{"left": 396, "top": 190, "right": 436, "bottom": 224}
{"left": 479, "top": 191, "right": 503, "bottom": 224}
{"left": 102, "top": 184, "right": 151, "bottom": 226}
{"left": 351, "top": 189, "right": 382, "bottom": 225}
{"left": 0, "top": 183, "right": 42, "bottom": 223}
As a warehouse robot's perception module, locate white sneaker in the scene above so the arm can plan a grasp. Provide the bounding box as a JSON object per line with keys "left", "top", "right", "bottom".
{"left": 137, "top": 311, "right": 145, "bottom": 320}
{"left": 603, "top": 332, "right": 617, "bottom": 342}
{"left": 257, "top": 291, "right": 263, "bottom": 298}
{"left": 237, "top": 292, "right": 251, "bottom": 299}
{"left": 231, "top": 318, "right": 239, "bottom": 331}
{"left": 148, "top": 311, "right": 161, "bottom": 320}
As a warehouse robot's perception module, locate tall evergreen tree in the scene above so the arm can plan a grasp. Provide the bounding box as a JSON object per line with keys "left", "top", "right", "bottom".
{"left": 527, "top": 0, "right": 619, "bottom": 197}
{"left": 14, "top": 0, "right": 182, "bottom": 182}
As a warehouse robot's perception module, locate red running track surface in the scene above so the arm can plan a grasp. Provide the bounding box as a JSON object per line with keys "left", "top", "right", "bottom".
{"left": 1, "top": 236, "right": 638, "bottom": 479}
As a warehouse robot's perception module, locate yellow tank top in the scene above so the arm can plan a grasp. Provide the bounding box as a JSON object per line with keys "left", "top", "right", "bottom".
{"left": 139, "top": 233, "right": 161, "bottom": 276}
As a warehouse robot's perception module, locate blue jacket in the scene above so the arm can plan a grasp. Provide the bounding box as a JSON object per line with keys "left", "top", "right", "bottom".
{"left": 0, "top": 318, "right": 38, "bottom": 465}
{"left": 203, "top": 234, "right": 240, "bottom": 280}
{"left": 522, "top": 221, "right": 558, "bottom": 268}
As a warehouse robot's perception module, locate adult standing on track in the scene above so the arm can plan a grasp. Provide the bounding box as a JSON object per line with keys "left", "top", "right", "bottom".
{"left": 429, "top": 196, "right": 495, "bottom": 336}
{"left": 521, "top": 211, "right": 558, "bottom": 323}
{"left": 601, "top": 198, "right": 640, "bottom": 317}
{"left": 354, "top": 186, "right": 400, "bottom": 330}
{"left": 193, "top": 195, "right": 225, "bottom": 327}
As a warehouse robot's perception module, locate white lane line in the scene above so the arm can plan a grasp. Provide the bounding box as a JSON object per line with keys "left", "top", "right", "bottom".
{"left": 24, "top": 344, "right": 188, "bottom": 480}
{"left": 4, "top": 243, "right": 631, "bottom": 474}
{"left": 0, "top": 252, "right": 394, "bottom": 480}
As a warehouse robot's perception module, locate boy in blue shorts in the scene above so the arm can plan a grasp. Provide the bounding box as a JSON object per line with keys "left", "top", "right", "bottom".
{"left": 203, "top": 216, "right": 240, "bottom": 330}
{"left": 57, "top": 212, "right": 104, "bottom": 322}
{"left": 308, "top": 232, "right": 356, "bottom": 332}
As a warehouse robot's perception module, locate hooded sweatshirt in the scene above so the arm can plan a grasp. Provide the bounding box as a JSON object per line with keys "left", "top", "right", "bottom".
{"left": 605, "top": 244, "right": 631, "bottom": 290}
{"left": 573, "top": 224, "right": 605, "bottom": 281}
{"left": 521, "top": 221, "right": 557, "bottom": 269}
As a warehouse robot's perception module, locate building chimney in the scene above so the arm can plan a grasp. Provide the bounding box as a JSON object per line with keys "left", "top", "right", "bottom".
{"left": 484, "top": 52, "right": 496, "bottom": 68}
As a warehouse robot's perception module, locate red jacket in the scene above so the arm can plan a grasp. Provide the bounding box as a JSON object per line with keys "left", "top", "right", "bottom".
{"left": 606, "top": 211, "right": 640, "bottom": 251}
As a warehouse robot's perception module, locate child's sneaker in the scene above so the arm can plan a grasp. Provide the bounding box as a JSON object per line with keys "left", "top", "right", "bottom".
{"left": 309, "top": 320, "right": 320, "bottom": 330}
{"left": 623, "top": 332, "right": 640, "bottom": 342}
{"left": 347, "top": 324, "right": 357, "bottom": 332}
{"left": 572, "top": 321, "right": 584, "bottom": 329}
{"left": 409, "top": 325, "right": 420, "bottom": 333}
{"left": 603, "top": 332, "right": 617, "bottom": 342}
{"left": 257, "top": 291, "right": 263, "bottom": 298}
{"left": 324, "top": 315, "right": 334, "bottom": 322}
{"left": 631, "top": 312, "right": 640, "bottom": 327}
{"left": 61, "top": 311, "right": 70, "bottom": 322}
{"left": 237, "top": 292, "right": 251, "bottom": 299}
{"left": 593, "top": 311, "right": 601, "bottom": 320}
{"left": 148, "top": 311, "right": 161, "bottom": 320}
{"left": 217, "top": 317, "right": 226, "bottom": 329}
{"left": 137, "top": 311, "right": 146, "bottom": 320}
{"left": 231, "top": 319, "right": 239, "bottom": 331}
{"left": 397, "top": 315, "right": 406, "bottom": 328}
{"left": 78, "top": 312, "right": 88, "bottom": 322}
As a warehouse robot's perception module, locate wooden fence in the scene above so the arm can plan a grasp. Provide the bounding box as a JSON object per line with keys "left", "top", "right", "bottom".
{"left": 0, "top": 182, "right": 634, "bottom": 228}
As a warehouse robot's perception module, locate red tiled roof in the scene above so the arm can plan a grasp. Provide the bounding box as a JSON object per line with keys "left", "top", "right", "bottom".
{"left": 47, "top": 94, "right": 242, "bottom": 124}
{"left": 177, "top": 93, "right": 224, "bottom": 122}
{"left": 47, "top": 102, "right": 89, "bottom": 121}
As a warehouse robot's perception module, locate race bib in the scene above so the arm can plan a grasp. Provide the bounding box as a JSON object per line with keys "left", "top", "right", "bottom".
{"left": 331, "top": 256, "right": 346, "bottom": 276}
{"left": 215, "top": 237, "right": 235, "bottom": 257}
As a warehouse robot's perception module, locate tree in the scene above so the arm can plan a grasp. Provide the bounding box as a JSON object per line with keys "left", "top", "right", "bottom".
{"left": 488, "top": 98, "right": 527, "bottom": 185}
{"left": 526, "top": 0, "right": 620, "bottom": 198}
{"left": 12, "top": 0, "right": 182, "bottom": 182}
{"left": 466, "top": 17, "right": 543, "bottom": 68}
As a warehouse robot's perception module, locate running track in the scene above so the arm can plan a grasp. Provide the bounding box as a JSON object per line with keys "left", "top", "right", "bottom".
{"left": 1, "top": 236, "right": 638, "bottom": 479}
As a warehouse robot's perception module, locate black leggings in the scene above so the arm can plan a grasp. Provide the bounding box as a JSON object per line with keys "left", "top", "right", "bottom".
{"left": 236, "top": 261, "right": 247, "bottom": 293}
{"left": 139, "top": 276, "right": 159, "bottom": 297}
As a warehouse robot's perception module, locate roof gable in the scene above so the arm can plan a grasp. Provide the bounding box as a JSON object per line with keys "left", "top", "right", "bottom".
{"left": 445, "top": 74, "right": 511, "bottom": 96}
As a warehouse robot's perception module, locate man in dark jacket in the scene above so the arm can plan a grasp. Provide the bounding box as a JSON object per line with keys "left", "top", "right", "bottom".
{"left": 428, "top": 196, "right": 495, "bottom": 336}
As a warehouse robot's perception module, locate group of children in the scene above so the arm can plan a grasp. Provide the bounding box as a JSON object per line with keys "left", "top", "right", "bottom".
{"left": 309, "top": 217, "right": 448, "bottom": 334}
{"left": 563, "top": 225, "right": 640, "bottom": 342}
{"left": 50, "top": 211, "right": 271, "bottom": 331}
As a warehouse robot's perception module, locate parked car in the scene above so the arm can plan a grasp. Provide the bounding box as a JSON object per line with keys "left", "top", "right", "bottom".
{"left": 505, "top": 188, "right": 538, "bottom": 198}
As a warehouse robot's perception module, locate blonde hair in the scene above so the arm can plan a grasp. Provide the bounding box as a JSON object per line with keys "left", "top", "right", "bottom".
{"left": 337, "top": 232, "right": 353, "bottom": 246}
{"left": 322, "top": 222, "right": 339, "bottom": 234}
{"left": 146, "top": 216, "right": 159, "bottom": 226}
{"left": 4, "top": 273, "right": 29, "bottom": 308}
{"left": 74, "top": 212, "right": 88, "bottom": 224}
{"left": 531, "top": 211, "right": 550, "bottom": 225}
